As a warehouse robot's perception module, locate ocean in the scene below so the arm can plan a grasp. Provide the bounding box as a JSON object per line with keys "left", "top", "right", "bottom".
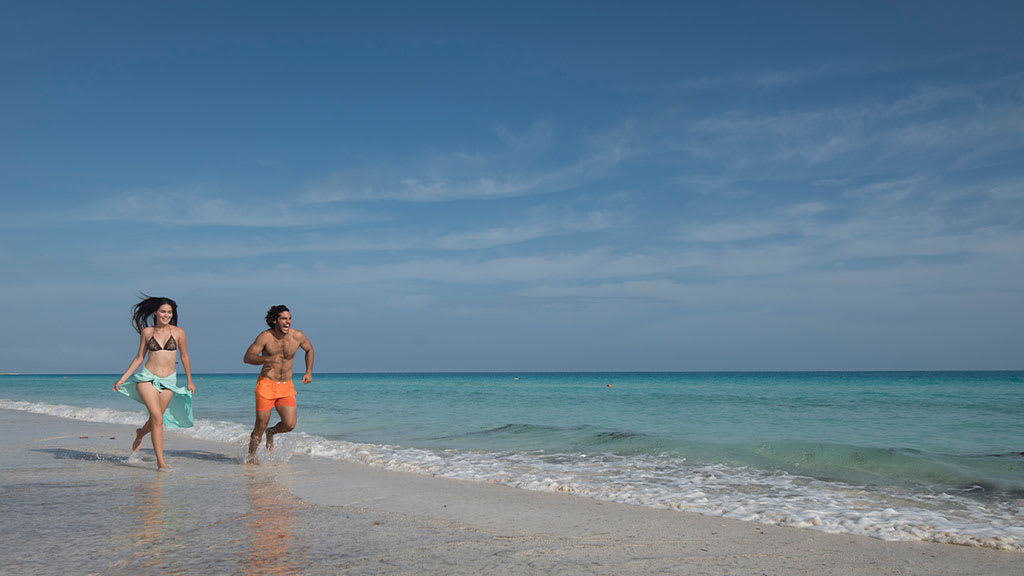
{"left": 2, "top": 371, "right": 1022, "bottom": 550}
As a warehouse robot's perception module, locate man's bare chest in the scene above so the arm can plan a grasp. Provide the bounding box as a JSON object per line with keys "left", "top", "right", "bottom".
{"left": 265, "top": 339, "right": 299, "bottom": 358}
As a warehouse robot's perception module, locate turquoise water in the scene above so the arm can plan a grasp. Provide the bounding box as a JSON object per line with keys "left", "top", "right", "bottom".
{"left": 2, "top": 371, "right": 1023, "bottom": 549}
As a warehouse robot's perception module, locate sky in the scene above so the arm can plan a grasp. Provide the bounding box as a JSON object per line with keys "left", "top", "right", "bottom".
{"left": 2, "top": 1, "right": 1023, "bottom": 373}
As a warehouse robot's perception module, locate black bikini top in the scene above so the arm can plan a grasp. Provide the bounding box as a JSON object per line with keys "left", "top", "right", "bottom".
{"left": 147, "top": 334, "right": 178, "bottom": 351}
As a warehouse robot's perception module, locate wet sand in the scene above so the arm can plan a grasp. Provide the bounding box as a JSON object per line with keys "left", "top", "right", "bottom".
{"left": 1, "top": 409, "right": 1019, "bottom": 575}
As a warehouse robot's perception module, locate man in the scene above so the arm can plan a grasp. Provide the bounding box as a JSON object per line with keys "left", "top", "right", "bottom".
{"left": 244, "top": 304, "right": 314, "bottom": 464}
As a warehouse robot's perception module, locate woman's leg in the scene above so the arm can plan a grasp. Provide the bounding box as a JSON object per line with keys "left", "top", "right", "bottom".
{"left": 133, "top": 421, "right": 150, "bottom": 451}
{"left": 136, "top": 382, "right": 175, "bottom": 470}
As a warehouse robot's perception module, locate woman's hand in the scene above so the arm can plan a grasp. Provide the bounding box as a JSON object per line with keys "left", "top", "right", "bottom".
{"left": 112, "top": 379, "right": 123, "bottom": 392}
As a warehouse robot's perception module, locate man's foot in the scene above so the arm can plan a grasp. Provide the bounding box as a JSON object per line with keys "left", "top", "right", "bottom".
{"left": 132, "top": 428, "right": 145, "bottom": 452}
{"left": 265, "top": 429, "right": 277, "bottom": 452}
{"left": 247, "top": 431, "right": 264, "bottom": 464}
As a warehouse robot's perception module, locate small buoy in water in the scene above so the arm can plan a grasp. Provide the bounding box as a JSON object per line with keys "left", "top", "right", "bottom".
{"left": 607, "top": 384, "right": 612, "bottom": 388}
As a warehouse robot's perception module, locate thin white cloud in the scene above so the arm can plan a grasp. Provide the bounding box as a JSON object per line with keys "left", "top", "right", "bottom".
{"left": 684, "top": 107, "right": 866, "bottom": 168}
{"left": 81, "top": 231, "right": 421, "bottom": 266}
{"left": 785, "top": 202, "right": 829, "bottom": 217}
{"left": 677, "top": 75, "right": 1024, "bottom": 176}
{"left": 302, "top": 122, "right": 632, "bottom": 204}
{"left": 681, "top": 66, "right": 829, "bottom": 90}
{"left": 987, "top": 176, "right": 1024, "bottom": 200}
{"left": 201, "top": 248, "right": 671, "bottom": 289}
{"left": 673, "top": 170, "right": 1024, "bottom": 280}
{"left": 107, "top": 250, "right": 629, "bottom": 290}
{"left": 521, "top": 279, "right": 699, "bottom": 306}
{"left": 83, "top": 190, "right": 358, "bottom": 228}
{"left": 679, "top": 220, "right": 792, "bottom": 244}
{"left": 303, "top": 153, "right": 618, "bottom": 203}
{"left": 434, "top": 209, "right": 613, "bottom": 251}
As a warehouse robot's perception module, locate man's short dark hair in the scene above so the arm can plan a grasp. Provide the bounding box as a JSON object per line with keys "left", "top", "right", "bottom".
{"left": 265, "top": 305, "right": 290, "bottom": 328}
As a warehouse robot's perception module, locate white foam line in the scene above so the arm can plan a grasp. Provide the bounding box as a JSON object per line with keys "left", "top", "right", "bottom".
{"left": 4, "top": 399, "right": 1021, "bottom": 551}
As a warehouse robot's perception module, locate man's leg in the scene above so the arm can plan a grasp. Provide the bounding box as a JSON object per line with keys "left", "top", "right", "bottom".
{"left": 247, "top": 409, "right": 272, "bottom": 464}
{"left": 265, "top": 403, "right": 297, "bottom": 452}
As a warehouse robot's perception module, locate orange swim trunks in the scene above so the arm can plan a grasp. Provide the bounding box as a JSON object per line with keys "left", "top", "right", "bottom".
{"left": 254, "top": 377, "right": 297, "bottom": 411}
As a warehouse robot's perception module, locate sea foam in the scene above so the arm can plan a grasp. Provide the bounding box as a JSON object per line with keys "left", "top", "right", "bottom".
{"left": 4, "top": 398, "right": 1022, "bottom": 551}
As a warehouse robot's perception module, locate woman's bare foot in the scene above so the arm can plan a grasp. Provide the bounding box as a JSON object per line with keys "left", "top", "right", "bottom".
{"left": 132, "top": 428, "right": 145, "bottom": 452}
{"left": 157, "top": 465, "right": 173, "bottom": 472}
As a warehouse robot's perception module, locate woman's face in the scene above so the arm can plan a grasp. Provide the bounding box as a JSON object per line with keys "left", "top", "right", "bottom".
{"left": 154, "top": 304, "right": 174, "bottom": 327}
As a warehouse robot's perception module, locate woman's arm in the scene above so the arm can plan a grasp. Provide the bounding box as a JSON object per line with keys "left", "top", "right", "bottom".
{"left": 113, "top": 330, "right": 149, "bottom": 391}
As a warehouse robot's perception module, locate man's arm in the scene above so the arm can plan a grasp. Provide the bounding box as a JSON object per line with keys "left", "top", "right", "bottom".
{"left": 243, "top": 333, "right": 267, "bottom": 365}
{"left": 300, "top": 336, "right": 314, "bottom": 384}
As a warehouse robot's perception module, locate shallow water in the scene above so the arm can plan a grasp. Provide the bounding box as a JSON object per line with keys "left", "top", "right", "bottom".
{"left": 0, "top": 422, "right": 516, "bottom": 576}
{"left": 2, "top": 371, "right": 1023, "bottom": 550}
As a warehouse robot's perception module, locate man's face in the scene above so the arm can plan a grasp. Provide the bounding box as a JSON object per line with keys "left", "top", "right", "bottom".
{"left": 275, "top": 311, "right": 292, "bottom": 334}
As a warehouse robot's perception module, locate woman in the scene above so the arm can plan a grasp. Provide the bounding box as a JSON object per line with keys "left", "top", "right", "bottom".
{"left": 113, "top": 295, "right": 196, "bottom": 470}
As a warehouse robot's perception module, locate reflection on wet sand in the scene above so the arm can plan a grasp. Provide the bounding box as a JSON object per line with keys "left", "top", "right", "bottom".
{"left": 242, "top": 468, "right": 300, "bottom": 576}
{"left": 109, "top": 471, "right": 190, "bottom": 574}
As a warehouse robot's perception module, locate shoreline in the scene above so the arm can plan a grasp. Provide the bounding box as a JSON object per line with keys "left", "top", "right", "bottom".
{"left": 1, "top": 408, "right": 1020, "bottom": 575}
{"left": 4, "top": 369, "right": 1024, "bottom": 377}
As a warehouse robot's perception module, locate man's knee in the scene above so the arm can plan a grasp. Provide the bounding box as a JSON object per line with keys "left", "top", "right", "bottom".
{"left": 251, "top": 421, "right": 268, "bottom": 437}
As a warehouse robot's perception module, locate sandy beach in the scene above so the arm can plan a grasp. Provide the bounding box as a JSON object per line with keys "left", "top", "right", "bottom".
{"left": 1, "top": 408, "right": 1018, "bottom": 576}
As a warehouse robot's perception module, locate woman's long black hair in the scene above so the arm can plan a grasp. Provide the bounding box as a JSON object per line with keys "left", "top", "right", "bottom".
{"left": 130, "top": 294, "right": 179, "bottom": 334}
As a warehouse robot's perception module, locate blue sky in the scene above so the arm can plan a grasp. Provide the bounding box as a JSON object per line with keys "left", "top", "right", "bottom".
{"left": 2, "top": 1, "right": 1022, "bottom": 373}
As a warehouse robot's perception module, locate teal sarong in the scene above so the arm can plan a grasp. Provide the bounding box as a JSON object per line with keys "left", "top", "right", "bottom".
{"left": 115, "top": 367, "right": 194, "bottom": 428}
